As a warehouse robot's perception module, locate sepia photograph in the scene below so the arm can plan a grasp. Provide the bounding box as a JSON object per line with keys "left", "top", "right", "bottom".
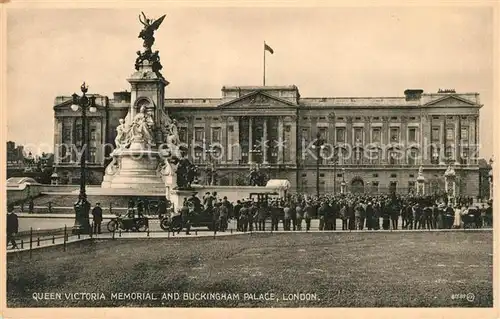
{"left": 2, "top": 3, "right": 496, "bottom": 313}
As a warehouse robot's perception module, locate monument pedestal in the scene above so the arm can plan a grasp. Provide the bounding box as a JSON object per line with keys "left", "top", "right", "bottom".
{"left": 169, "top": 188, "right": 195, "bottom": 211}
{"left": 101, "top": 144, "right": 166, "bottom": 190}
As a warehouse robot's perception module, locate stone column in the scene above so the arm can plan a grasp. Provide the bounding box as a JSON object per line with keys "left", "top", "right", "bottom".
{"left": 439, "top": 118, "right": 445, "bottom": 165}
{"left": 248, "top": 117, "right": 253, "bottom": 164}
{"left": 221, "top": 116, "right": 228, "bottom": 164}
{"left": 289, "top": 117, "right": 297, "bottom": 165}
{"left": 346, "top": 116, "right": 353, "bottom": 164}
{"left": 454, "top": 116, "right": 461, "bottom": 165}
{"left": 468, "top": 116, "right": 475, "bottom": 165}
{"left": 232, "top": 117, "right": 240, "bottom": 164}
{"left": 262, "top": 117, "right": 268, "bottom": 164}
{"left": 277, "top": 117, "right": 284, "bottom": 164}
{"left": 381, "top": 116, "right": 389, "bottom": 164}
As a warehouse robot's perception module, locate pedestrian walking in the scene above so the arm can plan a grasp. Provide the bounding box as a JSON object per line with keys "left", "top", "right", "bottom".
{"left": 6, "top": 204, "right": 19, "bottom": 249}
{"left": 91, "top": 202, "right": 103, "bottom": 234}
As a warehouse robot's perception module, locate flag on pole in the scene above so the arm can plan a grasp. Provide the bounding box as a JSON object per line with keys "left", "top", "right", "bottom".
{"left": 264, "top": 42, "right": 274, "bottom": 54}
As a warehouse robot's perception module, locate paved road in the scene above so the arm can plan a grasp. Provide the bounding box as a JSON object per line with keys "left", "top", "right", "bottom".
{"left": 19, "top": 216, "right": 413, "bottom": 233}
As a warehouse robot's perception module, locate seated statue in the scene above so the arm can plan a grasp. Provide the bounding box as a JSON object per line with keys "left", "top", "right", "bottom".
{"left": 128, "top": 106, "right": 155, "bottom": 146}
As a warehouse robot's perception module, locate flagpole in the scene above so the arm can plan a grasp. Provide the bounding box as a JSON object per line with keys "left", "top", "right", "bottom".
{"left": 263, "top": 41, "right": 266, "bottom": 86}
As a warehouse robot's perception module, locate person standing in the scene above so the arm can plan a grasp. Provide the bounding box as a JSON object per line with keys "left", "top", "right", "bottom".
{"left": 239, "top": 203, "right": 249, "bottom": 232}
{"left": 340, "top": 203, "right": 348, "bottom": 230}
{"left": 270, "top": 201, "right": 280, "bottom": 231}
{"left": 257, "top": 204, "right": 267, "bottom": 231}
{"left": 295, "top": 203, "right": 303, "bottom": 231}
{"left": 7, "top": 204, "right": 19, "bottom": 249}
{"left": 180, "top": 201, "right": 191, "bottom": 235}
{"left": 28, "top": 196, "right": 34, "bottom": 214}
{"left": 283, "top": 202, "right": 291, "bottom": 231}
{"left": 234, "top": 200, "right": 242, "bottom": 231}
{"left": 304, "top": 201, "right": 314, "bottom": 231}
{"left": 365, "top": 202, "right": 374, "bottom": 230}
{"left": 91, "top": 202, "right": 103, "bottom": 234}
{"left": 220, "top": 203, "right": 228, "bottom": 232}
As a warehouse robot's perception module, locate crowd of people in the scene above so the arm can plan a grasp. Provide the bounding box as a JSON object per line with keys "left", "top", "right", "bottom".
{"left": 171, "top": 192, "right": 494, "bottom": 233}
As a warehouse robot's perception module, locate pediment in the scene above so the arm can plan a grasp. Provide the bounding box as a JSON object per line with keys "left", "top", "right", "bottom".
{"left": 218, "top": 91, "right": 297, "bottom": 108}
{"left": 424, "top": 95, "right": 477, "bottom": 107}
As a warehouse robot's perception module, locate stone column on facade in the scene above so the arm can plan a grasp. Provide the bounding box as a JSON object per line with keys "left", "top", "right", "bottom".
{"left": 421, "top": 115, "right": 431, "bottom": 165}
{"left": 454, "top": 116, "right": 461, "bottom": 165}
{"left": 204, "top": 116, "right": 211, "bottom": 163}
{"left": 187, "top": 115, "right": 194, "bottom": 153}
{"left": 444, "top": 165, "right": 457, "bottom": 205}
{"left": 221, "top": 116, "right": 228, "bottom": 164}
{"left": 262, "top": 117, "right": 268, "bottom": 164}
{"left": 289, "top": 116, "right": 297, "bottom": 166}
{"left": 346, "top": 116, "right": 353, "bottom": 165}
{"left": 439, "top": 118, "right": 446, "bottom": 166}
{"left": 416, "top": 165, "right": 425, "bottom": 195}
{"left": 381, "top": 116, "right": 389, "bottom": 164}
{"left": 277, "top": 117, "right": 284, "bottom": 164}
{"left": 248, "top": 117, "right": 253, "bottom": 164}
{"left": 400, "top": 116, "right": 407, "bottom": 164}
{"left": 468, "top": 116, "right": 475, "bottom": 165}
{"left": 232, "top": 117, "right": 240, "bottom": 164}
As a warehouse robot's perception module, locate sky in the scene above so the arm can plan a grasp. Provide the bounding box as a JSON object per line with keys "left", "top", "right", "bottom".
{"left": 6, "top": 6, "right": 495, "bottom": 159}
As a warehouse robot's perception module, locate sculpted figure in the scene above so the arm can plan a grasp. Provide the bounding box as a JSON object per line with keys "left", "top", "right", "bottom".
{"left": 115, "top": 118, "right": 130, "bottom": 149}
{"left": 129, "top": 106, "right": 155, "bottom": 146}
{"left": 105, "top": 157, "right": 120, "bottom": 176}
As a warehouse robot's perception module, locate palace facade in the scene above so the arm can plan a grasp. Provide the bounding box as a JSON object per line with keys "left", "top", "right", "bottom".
{"left": 53, "top": 85, "right": 482, "bottom": 196}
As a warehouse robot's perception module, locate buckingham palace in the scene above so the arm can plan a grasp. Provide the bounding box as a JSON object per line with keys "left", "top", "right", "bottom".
{"left": 53, "top": 85, "right": 482, "bottom": 196}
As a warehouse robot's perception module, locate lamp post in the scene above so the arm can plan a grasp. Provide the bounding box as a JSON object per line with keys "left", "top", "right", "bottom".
{"left": 340, "top": 167, "right": 346, "bottom": 194}
{"left": 70, "top": 82, "right": 97, "bottom": 235}
{"left": 312, "top": 132, "right": 326, "bottom": 197}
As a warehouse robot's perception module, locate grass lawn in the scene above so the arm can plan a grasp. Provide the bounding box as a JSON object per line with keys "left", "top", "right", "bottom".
{"left": 7, "top": 231, "right": 493, "bottom": 307}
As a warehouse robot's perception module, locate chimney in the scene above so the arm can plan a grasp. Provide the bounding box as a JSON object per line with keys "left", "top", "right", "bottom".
{"left": 404, "top": 89, "right": 424, "bottom": 101}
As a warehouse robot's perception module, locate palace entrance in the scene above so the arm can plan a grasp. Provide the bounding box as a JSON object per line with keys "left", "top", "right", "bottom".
{"left": 351, "top": 177, "right": 364, "bottom": 194}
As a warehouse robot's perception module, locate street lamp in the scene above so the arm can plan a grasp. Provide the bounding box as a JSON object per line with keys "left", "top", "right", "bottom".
{"left": 340, "top": 167, "right": 346, "bottom": 194}
{"left": 70, "top": 82, "right": 97, "bottom": 235}
{"left": 312, "top": 132, "right": 326, "bottom": 197}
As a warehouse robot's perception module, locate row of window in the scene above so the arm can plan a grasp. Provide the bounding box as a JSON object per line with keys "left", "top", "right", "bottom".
{"left": 62, "top": 125, "right": 98, "bottom": 142}
{"left": 182, "top": 126, "right": 472, "bottom": 146}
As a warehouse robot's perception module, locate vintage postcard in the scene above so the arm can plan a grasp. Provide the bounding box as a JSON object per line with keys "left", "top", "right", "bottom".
{"left": 1, "top": 1, "right": 498, "bottom": 319}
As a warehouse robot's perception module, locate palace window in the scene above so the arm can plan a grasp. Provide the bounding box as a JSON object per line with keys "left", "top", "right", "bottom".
{"left": 212, "top": 127, "right": 221, "bottom": 143}
{"left": 318, "top": 127, "right": 328, "bottom": 140}
{"left": 431, "top": 145, "right": 440, "bottom": 164}
{"left": 431, "top": 127, "right": 440, "bottom": 142}
{"left": 179, "top": 127, "right": 187, "bottom": 143}
{"left": 461, "top": 127, "right": 469, "bottom": 142}
{"left": 388, "top": 150, "right": 399, "bottom": 165}
{"left": 89, "top": 147, "right": 97, "bottom": 163}
{"left": 407, "top": 148, "right": 419, "bottom": 165}
{"left": 408, "top": 128, "right": 417, "bottom": 142}
{"left": 336, "top": 128, "right": 345, "bottom": 143}
{"left": 408, "top": 181, "right": 416, "bottom": 194}
{"left": 370, "top": 181, "right": 379, "bottom": 193}
{"left": 446, "top": 128, "right": 454, "bottom": 141}
{"left": 193, "top": 147, "right": 204, "bottom": 164}
{"left": 461, "top": 147, "right": 469, "bottom": 164}
{"left": 390, "top": 128, "right": 400, "bottom": 143}
{"left": 372, "top": 128, "right": 381, "bottom": 143}
{"left": 301, "top": 128, "right": 310, "bottom": 144}
{"left": 354, "top": 148, "right": 362, "bottom": 164}
{"left": 194, "top": 128, "right": 204, "bottom": 142}
{"left": 354, "top": 128, "right": 363, "bottom": 144}
{"left": 90, "top": 128, "right": 97, "bottom": 141}
{"left": 445, "top": 146, "right": 454, "bottom": 160}
{"left": 63, "top": 126, "right": 72, "bottom": 142}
